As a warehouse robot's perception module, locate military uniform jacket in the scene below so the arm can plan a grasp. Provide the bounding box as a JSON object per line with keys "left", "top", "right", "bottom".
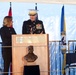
{"left": 22, "top": 19, "right": 45, "bottom": 34}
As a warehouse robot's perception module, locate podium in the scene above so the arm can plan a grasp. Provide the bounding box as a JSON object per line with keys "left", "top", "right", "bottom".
{"left": 12, "top": 34, "right": 49, "bottom": 75}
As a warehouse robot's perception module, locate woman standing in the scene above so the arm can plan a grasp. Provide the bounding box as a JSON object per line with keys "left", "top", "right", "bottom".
{"left": 0, "top": 16, "right": 16, "bottom": 75}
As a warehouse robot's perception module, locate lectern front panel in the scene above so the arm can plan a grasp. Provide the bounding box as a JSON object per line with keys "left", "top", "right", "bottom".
{"left": 12, "top": 34, "right": 49, "bottom": 75}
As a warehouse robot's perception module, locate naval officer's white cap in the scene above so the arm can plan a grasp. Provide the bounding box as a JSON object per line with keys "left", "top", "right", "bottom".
{"left": 28, "top": 9, "right": 37, "bottom": 16}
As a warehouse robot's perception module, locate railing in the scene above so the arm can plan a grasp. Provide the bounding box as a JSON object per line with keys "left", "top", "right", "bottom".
{"left": 0, "top": 41, "right": 63, "bottom": 75}
{"left": 68, "top": 40, "right": 76, "bottom": 53}
{"left": 0, "top": 40, "right": 76, "bottom": 75}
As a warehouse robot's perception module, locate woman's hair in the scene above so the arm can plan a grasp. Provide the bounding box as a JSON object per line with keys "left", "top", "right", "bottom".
{"left": 3, "top": 16, "right": 12, "bottom": 26}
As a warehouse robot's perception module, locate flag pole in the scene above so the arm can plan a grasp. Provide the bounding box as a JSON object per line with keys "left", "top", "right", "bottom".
{"left": 35, "top": 3, "right": 37, "bottom": 10}
{"left": 8, "top": 2, "right": 12, "bottom": 17}
{"left": 35, "top": 3, "right": 38, "bottom": 20}
{"left": 10, "top": 2, "right": 12, "bottom": 71}
{"left": 10, "top": 2, "right": 11, "bottom": 7}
